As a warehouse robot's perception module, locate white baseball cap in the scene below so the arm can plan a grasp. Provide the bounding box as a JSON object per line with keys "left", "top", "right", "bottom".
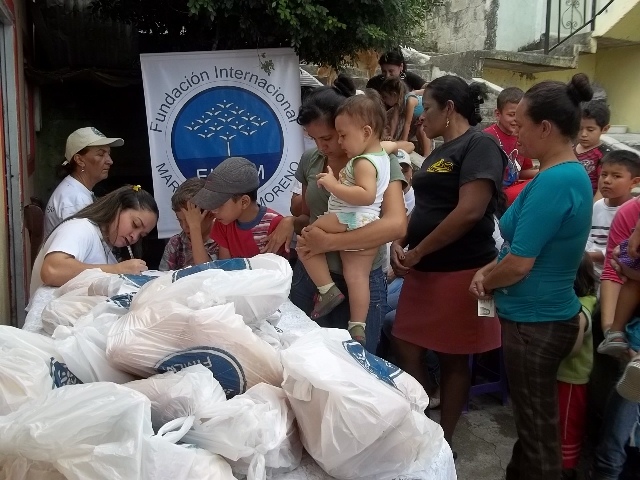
{"left": 63, "top": 127, "right": 124, "bottom": 164}
{"left": 396, "top": 149, "right": 412, "bottom": 167}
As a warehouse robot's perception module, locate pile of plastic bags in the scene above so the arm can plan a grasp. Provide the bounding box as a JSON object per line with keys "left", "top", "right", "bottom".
{"left": 0, "top": 254, "right": 456, "bottom": 480}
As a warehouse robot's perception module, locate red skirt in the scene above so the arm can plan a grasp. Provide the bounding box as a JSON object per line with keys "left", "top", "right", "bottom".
{"left": 505, "top": 179, "right": 532, "bottom": 206}
{"left": 393, "top": 268, "right": 501, "bottom": 354}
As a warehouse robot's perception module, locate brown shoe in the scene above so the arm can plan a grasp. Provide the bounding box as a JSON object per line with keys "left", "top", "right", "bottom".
{"left": 348, "top": 323, "right": 366, "bottom": 346}
{"left": 310, "top": 285, "right": 345, "bottom": 319}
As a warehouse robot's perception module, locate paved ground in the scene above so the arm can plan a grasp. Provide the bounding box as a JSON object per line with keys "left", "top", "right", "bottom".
{"left": 434, "top": 393, "right": 640, "bottom": 480}
{"left": 430, "top": 395, "right": 517, "bottom": 480}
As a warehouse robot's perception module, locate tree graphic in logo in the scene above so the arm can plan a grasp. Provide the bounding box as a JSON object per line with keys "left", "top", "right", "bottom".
{"left": 171, "top": 86, "right": 283, "bottom": 185}
{"left": 184, "top": 101, "right": 269, "bottom": 157}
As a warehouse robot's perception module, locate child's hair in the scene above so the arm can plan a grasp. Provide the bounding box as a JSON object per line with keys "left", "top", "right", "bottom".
{"left": 171, "top": 178, "right": 206, "bottom": 211}
{"left": 379, "top": 77, "right": 408, "bottom": 109}
{"left": 231, "top": 189, "right": 258, "bottom": 203}
{"left": 581, "top": 100, "right": 610, "bottom": 128}
{"left": 335, "top": 89, "right": 386, "bottom": 138}
{"left": 601, "top": 150, "right": 640, "bottom": 178}
{"left": 496, "top": 87, "right": 524, "bottom": 110}
{"left": 574, "top": 253, "right": 597, "bottom": 298}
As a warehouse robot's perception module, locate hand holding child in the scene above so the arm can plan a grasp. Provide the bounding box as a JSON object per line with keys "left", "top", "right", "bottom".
{"left": 390, "top": 241, "right": 409, "bottom": 277}
{"left": 627, "top": 220, "right": 640, "bottom": 259}
{"left": 610, "top": 245, "right": 640, "bottom": 282}
{"left": 400, "top": 248, "right": 421, "bottom": 269}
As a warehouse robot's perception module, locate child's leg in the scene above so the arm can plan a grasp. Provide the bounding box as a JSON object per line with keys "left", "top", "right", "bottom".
{"left": 598, "top": 279, "right": 638, "bottom": 355}
{"left": 612, "top": 279, "right": 640, "bottom": 332}
{"left": 557, "top": 381, "right": 588, "bottom": 472}
{"left": 340, "top": 248, "right": 377, "bottom": 344}
{"left": 299, "top": 213, "right": 347, "bottom": 288}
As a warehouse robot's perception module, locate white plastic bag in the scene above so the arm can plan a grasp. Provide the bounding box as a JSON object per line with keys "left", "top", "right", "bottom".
{"left": 0, "top": 326, "right": 81, "bottom": 388}
{"left": 107, "top": 302, "right": 284, "bottom": 397}
{"left": 130, "top": 254, "right": 292, "bottom": 325}
{"left": 126, "top": 365, "right": 226, "bottom": 429}
{"left": 0, "top": 456, "right": 66, "bottom": 480}
{"left": 170, "top": 383, "right": 302, "bottom": 480}
{"left": 0, "top": 383, "right": 236, "bottom": 480}
{"left": 51, "top": 295, "right": 135, "bottom": 384}
{"left": 87, "top": 271, "right": 164, "bottom": 297}
{"left": 41, "top": 294, "right": 108, "bottom": 335}
{"left": 280, "top": 328, "right": 445, "bottom": 480}
{"left": 0, "top": 347, "right": 53, "bottom": 415}
{"left": 52, "top": 268, "right": 110, "bottom": 297}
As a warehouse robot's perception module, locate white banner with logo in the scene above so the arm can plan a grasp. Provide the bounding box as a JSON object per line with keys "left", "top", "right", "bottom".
{"left": 141, "top": 48, "right": 304, "bottom": 238}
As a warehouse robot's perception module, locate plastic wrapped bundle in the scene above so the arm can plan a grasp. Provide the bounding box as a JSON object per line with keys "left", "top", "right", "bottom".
{"left": 163, "top": 383, "right": 302, "bottom": 480}
{"left": 130, "top": 254, "right": 292, "bottom": 326}
{"left": 0, "top": 326, "right": 81, "bottom": 389}
{"left": 0, "top": 347, "right": 54, "bottom": 415}
{"left": 126, "top": 365, "right": 227, "bottom": 429}
{"left": 0, "top": 383, "right": 236, "bottom": 480}
{"left": 41, "top": 293, "right": 108, "bottom": 335}
{"left": 52, "top": 297, "right": 136, "bottom": 384}
{"left": 280, "top": 328, "right": 447, "bottom": 480}
{"left": 107, "top": 302, "right": 284, "bottom": 397}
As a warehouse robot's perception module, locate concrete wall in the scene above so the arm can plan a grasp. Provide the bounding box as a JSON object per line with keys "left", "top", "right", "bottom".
{"left": 482, "top": 53, "right": 598, "bottom": 91}
{"left": 595, "top": 44, "right": 640, "bottom": 132}
{"left": 423, "top": 0, "right": 498, "bottom": 53}
{"left": 483, "top": 46, "right": 640, "bottom": 133}
{"left": 495, "top": 0, "right": 547, "bottom": 51}
{"left": 593, "top": 0, "right": 640, "bottom": 38}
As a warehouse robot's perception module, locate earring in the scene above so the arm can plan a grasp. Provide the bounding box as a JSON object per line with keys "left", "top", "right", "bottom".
{"left": 400, "top": 72, "right": 407, "bottom": 80}
{"left": 81, "top": 167, "right": 85, "bottom": 172}
{"left": 445, "top": 118, "right": 450, "bottom": 128}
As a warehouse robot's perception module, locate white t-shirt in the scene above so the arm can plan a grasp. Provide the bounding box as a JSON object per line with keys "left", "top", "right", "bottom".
{"left": 30, "top": 218, "right": 117, "bottom": 296}
{"left": 492, "top": 215, "right": 504, "bottom": 251}
{"left": 404, "top": 187, "right": 415, "bottom": 215}
{"left": 585, "top": 198, "right": 619, "bottom": 279}
{"left": 292, "top": 179, "right": 303, "bottom": 196}
{"left": 44, "top": 175, "right": 94, "bottom": 237}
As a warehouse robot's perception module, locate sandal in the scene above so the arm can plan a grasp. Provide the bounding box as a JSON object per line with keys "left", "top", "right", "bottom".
{"left": 616, "top": 354, "right": 640, "bottom": 403}
{"left": 310, "top": 285, "right": 345, "bottom": 319}
{"left": 348, "top": 322, "right": 366, "bottom": 346}
{"left": 597, "top": 330, "right": 629, "bottom": 357}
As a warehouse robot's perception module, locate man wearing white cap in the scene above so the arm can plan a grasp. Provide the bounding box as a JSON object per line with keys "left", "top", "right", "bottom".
{"left": 44, "top": 127, "right": 124, "bottom": 237}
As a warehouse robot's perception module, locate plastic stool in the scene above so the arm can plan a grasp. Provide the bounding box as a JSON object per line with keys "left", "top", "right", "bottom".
{"left": 464, "top": 347, "right": 509, "bottom": 412}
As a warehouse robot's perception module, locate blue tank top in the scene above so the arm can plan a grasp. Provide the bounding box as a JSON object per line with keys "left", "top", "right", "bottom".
{"left": 405, "top": 93, "right": 423, "bottom": 117}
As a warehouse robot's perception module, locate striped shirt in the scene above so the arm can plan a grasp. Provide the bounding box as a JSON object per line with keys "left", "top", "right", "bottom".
{"left": 158, "top": 231, "right": 219, "bottom": 271}
{"left": 212, "top": 205, "right": 284, "bottom": 258}
{"left": 585, "top": 198, "right": 619, "bottom": 279}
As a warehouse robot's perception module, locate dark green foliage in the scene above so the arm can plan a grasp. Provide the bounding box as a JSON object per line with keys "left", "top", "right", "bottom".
{"left": 90, "top": 0, "right": 434, "bottom": 68}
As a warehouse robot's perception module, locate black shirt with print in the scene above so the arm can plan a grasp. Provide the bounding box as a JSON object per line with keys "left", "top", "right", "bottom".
{"left": 407, "top": 129, "right": 507, "bottom": 272}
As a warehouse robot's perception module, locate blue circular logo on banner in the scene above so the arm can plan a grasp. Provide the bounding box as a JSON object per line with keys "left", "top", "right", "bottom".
{"left": 172, "top": 87, "right": 284, "bottom": 184}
